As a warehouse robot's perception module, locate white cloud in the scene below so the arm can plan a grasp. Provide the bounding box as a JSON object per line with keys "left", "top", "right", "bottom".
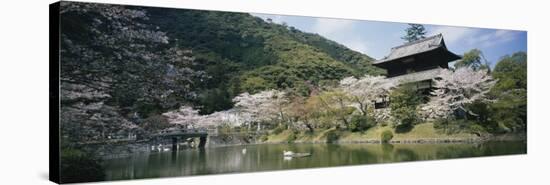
{"left": 342, "top": 39, "right": 369, "bottom": 54}
{"left": 430, "top": 26, "right": 478, "bottom": 45}
{"left": 251, "top": 14, "right": 372, "bottom": 55}
{"left": 311, "top": 18, "right": 371, "bottom": 54}
{"left": 477, "top": 30, "right": 517, "bottom": 47}
{"left": 270, "top": 15, "right": 285, "bottom": 24}
{"left": 430, "top": 26, "right": 518, "bottom": 49}
{"left": 312, "top": 18, "right": 356, "bottom": 36}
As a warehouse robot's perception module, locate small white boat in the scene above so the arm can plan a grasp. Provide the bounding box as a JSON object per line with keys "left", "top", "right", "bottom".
{"left": 283, "top": 150, "right": 311, "bottom": 158}
{"left": 242, "top": 148, "right": 247, "bottom": 154}
{"left": 283, "top": 150, "right": 294, "bottom": 156}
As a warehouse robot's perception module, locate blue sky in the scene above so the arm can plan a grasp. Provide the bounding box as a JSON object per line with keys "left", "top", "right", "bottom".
{"left": 252, "top": 13, "right": 527, "bottom": 68}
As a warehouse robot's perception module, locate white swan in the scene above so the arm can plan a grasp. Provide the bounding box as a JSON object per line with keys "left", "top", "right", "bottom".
{"left": 283, "top": 150, "right": 294, "bottom": 156}
{"left": 163, "top": 147, "right": 170, "bottom": 152}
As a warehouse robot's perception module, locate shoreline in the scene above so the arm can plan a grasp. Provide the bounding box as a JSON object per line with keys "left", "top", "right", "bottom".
{"left": 206, "top": 132, "right": 526, "bottom": 148}
{"left": 92, "top": 133, "right": 525, "bottom": 159}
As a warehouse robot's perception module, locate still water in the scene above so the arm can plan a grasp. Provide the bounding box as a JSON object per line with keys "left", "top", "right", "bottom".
{"left": 104, "top": 141, "right": 526, "bottom": 180}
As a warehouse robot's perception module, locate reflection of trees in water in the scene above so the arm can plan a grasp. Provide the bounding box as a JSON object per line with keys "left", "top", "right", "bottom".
{"left": 60, "top": 149, "right": 105, "bottom": 183}
{"left": 326, "top": 144, "right": 380, "bottom": 164}
{"left": 104, "top": 149, "right": 214, "bottom": 179}
{"left": 203, "top": 146, "right": 247, "bottom": 173}
{"left": 435, "top": 145, "right": 480, "bottom": 159}
{"left": 393, "top": 148, "right": 418, "bottom": 161}
{"left": 381, "top": 144, "right": 394, "bottom": 153}
{"left": 379, "top": 144, "right": 394, "bottom": 162}
{"left": 103, "top": 142, "right": 526, "bottom": 181}
{"left": 477, "top": 141, "right": 526, "bottom": 156}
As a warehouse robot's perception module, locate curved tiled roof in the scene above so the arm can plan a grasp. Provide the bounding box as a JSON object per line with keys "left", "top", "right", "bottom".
{"left": 374, "top": 34, "right": 448, "bottom": 64}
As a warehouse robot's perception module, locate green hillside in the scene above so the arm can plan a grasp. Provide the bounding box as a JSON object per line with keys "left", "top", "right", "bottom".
{"left": 59, "top": 1, "right": 383, "bottom": 134}
{"left": 143, "top": 8, "right": 383, "bottom": 113}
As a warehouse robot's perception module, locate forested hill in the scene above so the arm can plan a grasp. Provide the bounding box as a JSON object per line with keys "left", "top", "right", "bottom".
{"left": 59, "top": 2, "right": 382, "bottom": 141}
{"left": 142, "top": 8, "right": 383, "bottom": 113}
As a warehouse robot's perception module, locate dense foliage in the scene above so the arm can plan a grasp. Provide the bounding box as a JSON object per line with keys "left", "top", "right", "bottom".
{"left": 488, "top": 52, "right": 527, "bottom": 132}
{"left": 390, "top": 84, "right": 423, "bottom": 132}
{"left": 349, "top": 115, "right": 375, "bottom": 132}
{"left": 380, "top": 130, "right": 394, "bottom": 143}
{"left": 60, "top": 2, "right": 199, "bottom": 143}
{"left": 454, "top": 49, "right": 491, "bottom": 71}
{"left": 142, "top": 7, "right": 383, "bottom": 112}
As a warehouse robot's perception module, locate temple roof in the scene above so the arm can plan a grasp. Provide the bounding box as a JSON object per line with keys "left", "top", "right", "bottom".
{"left": 374, "top": 34, "right": 460, "bottom": 65}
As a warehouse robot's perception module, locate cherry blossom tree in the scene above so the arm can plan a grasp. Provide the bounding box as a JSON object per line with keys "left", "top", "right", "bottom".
{"left": 162, "top": 106, "right": 202, "bottom": 129}
{"left": 339, "top": 75, "right": 396, "bottom": 116}
{"left": 60, "top": 80, "right": 139, "bottom": 142}
{"left": 199, "top": 110, "right": 246, "bottom": 128}
{"left": 232, "top": 90, "right": 288, "bottom": 131}
{"left": 59, "top": 2, "right": 206, "bottom": 142}
{"left": 420, "top": 68, "right": 497, "bottom": 120}
{"left": 161, "top": 90, "right": 289, "bottom": 132}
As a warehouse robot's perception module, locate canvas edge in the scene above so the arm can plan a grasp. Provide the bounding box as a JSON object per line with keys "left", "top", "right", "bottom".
{"left": 49, "top": 1, "right": 61, "bottom": 184}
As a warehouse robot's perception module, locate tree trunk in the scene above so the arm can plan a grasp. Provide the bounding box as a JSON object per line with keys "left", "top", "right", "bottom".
{"left": 305, "top": 123, "right": 314, "bottom": 133}
{"left": 358, "top": 101, "right": 367, "bottom": 116}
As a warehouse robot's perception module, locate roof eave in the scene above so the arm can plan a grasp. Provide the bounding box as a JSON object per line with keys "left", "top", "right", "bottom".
{"left": 373, "top": 45, "right": 443, "bottom": 66}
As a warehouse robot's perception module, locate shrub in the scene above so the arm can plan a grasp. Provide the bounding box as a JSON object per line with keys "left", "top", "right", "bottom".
{"left": 380, "top": 130, "right": 394, "bottom": 143}
{"left": 433, "top": 118, "right": 451, "bottom": 130}
{"left": 349, "top": 115, "right": 375, "bottom": 132}
{"left": 434, "top": 118, "right": 485, "bottom": 135}
{"left": 259, "top": 134, "right": 268, "bottom": 142}
{"left": 468, "top": 124, "right": 486, "bottom": 136}
{"left": 326, "top": 129, "right": 340, "bottom": 143}
{"left": 217, "top": 124, "right": 235, "bottom": 141}
{"left": 389, "top": 84, "right": 423, "bottom": 132}
{"left": 286, "top": 130, "right": 299, "bottom": 143}
{"left": 272, "top": 125, "right": 286, "bottom": 135}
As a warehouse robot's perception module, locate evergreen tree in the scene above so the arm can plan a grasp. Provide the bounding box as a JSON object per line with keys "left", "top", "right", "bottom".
{"left": 455, "top": 49, "right": 491, "bottom": 71}
{"left": 401, "top": 24, "right": 427, "bottom": 42}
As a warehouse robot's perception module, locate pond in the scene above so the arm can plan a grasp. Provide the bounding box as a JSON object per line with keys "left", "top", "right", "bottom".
{"left": 104, "top": 141, "right": 526, "bottom": 181}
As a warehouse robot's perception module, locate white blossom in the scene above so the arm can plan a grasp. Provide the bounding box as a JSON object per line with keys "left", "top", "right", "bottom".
{"left": 421, "top": 68, "right": 496, "bottom": 120}
{"left": 233, "top": 90, "right": 288, "bottom": 130}
{"left": 339, "top": 75, "right": 396, "bottom": 116}
{"left": 162, "top": 106, "right": 202, "bottom": 128}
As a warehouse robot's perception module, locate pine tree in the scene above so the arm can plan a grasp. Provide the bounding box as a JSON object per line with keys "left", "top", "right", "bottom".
{"left": 401, "top": 24, "right": 427, "bottom": 42}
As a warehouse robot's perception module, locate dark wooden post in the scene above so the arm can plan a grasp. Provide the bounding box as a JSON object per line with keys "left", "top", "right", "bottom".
{"left": 198, "top": 136, "right": 207, "bottom": 148}
{"left": 172, "top": 137, "right": 178, "bottom": 151}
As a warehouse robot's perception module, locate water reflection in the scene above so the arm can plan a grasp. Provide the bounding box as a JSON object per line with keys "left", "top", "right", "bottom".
{"left": 104, "top": 141, "right": 526, "bottom": 180}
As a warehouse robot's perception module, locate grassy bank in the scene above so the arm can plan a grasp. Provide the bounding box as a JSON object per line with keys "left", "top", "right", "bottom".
{"left": 263, "top": 123, "right": 483, "bottom": 144}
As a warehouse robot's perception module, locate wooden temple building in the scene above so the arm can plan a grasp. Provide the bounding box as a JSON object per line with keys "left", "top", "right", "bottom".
{"left": 373, "top": 34, "right": 461, "bottom": 108}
